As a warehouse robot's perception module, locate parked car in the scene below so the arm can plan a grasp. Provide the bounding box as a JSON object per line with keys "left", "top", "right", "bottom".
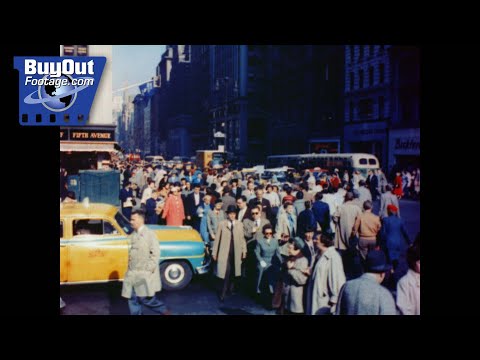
{"left": 60, "top": 202, "right": 209, "bottom": 291}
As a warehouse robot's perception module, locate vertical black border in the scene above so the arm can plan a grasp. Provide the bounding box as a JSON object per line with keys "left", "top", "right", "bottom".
{"left": 2, "top": 45, "right": 59, "bottom": 316}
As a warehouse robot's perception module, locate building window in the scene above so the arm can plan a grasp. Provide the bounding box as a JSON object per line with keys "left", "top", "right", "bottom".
{"left": 349, "top": 46, "right": 354, "bottom": 63}
{"left": 325, "top": 64, "right": 329, "bottom": 81}
{"left": 379, "top": 96, "right": 385, "bottom": 119}
{"left": 359, "top": 45, "right": 364, "bottom": 59}
{"left": 379, "top": 63, "right": 385, "bottom": 84}
{"left": 350, "top": 72, "right": 355, "bottom": 91}
{"left": 367, "top": 45, "right": 372, "bottom": 58}
{"left": 359, "top": 98, "right": 374, "bottom": 119}
{"left": 369, "top": 67, "right": 374, "bottom": 87}
{"left": 349, "top": 101, "right": 354, "bottom": 122}
{"left": 359, "top": 69, "right": 364, "bottom": 89}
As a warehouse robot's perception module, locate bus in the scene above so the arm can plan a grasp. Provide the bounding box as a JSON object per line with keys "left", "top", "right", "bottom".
{"left": 265, "top": 153, "right": 380, "bottom": 177}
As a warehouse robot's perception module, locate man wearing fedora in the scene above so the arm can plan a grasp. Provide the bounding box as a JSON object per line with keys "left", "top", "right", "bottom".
{"left": 212, "top": 205, "right": 247, "bottom": 302}
{"left": 335, "top": 250, "right": 396, "bottom": 315}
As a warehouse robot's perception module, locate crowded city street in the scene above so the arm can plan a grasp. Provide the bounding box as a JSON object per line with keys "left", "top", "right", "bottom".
{"left": 60, "top": 45, "right": 420, "bottom": 316}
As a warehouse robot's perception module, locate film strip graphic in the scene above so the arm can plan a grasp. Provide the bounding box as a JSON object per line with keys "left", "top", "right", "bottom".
{"left": 20, "top": 113, "right": 88, "bottom": 126}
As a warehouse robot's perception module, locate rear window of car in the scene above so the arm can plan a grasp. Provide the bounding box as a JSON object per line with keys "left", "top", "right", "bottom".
{"left": 368, "top": 158, "right": 377, "bottom": 165}
{"left": 359, "top": 158, "right": 368, "bottom": 165}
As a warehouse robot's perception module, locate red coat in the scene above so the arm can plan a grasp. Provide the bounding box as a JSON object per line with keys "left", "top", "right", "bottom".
{"left": 393, "top": 176, "right": 403, "bottom": 197}
{"left": 162, "top": 194, "right": 185, "bottom": 226}
{"left": 331, "top": 176, "right": 340, "bottom": 189}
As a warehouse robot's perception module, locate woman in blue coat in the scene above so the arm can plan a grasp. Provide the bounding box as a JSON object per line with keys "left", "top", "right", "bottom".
{"left": 255, "top": 224, "right": 282, "bottom": 296}
{"left": 380, "top": 204, "right": 411, "bottom": 289}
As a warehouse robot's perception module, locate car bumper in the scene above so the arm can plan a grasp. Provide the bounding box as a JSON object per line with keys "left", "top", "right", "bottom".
{"left": 196, "top": 257, "right": 211, "bottom": 274}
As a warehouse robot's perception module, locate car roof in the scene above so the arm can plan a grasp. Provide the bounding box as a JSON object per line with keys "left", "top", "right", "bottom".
{"left": 60, "top": 203, "right": 118, "bottom": 218}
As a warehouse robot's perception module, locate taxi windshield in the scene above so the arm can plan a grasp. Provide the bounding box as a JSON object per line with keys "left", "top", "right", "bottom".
{"left": 115, "top": 211, "right": 133, "bottom": 235}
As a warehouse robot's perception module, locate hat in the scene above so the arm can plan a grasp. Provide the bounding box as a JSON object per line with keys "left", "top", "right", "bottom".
{"left": 387, "top": 204, "right": 398, "bottom": 213}
{"left": 226, "top": 205, "right": 237, "bottom": 214}
{"left": 292, "top": 237, "right": 305, "bottom": 249}
{"left": 365, "top": 250, "right": 392, "bottom": 273}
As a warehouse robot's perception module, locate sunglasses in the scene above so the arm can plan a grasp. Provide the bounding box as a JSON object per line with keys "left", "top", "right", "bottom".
{"left": 252, "top": 212, "right": 260, "bottom": 215}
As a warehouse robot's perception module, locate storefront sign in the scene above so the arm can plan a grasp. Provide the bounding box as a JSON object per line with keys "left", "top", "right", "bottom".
{"left": 60, "top": 129, "right": 69, "bottom": 140}
{"left": 60, "top": 128, "right": 115, "bottom": 142}
{"left": 394, "top": 137, "right": 420, "bottom": 152}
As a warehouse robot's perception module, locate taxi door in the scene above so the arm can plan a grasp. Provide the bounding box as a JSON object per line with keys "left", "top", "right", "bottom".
{"left": 67, "top": 218, "right": 129, "bottom": 283}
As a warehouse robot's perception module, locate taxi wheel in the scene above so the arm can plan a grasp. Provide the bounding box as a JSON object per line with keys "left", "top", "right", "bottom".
{"left": 160, "top": 261, "right": 192, "bottom": 291}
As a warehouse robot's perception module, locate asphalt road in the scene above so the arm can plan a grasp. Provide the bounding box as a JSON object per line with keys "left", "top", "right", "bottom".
{"left": 60, "top": 199, "right": 420, "bottom": 315}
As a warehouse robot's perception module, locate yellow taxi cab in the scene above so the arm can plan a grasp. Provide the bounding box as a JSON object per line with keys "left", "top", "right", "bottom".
{"left": 60, "top": 201, "right": 209, "bottom": 290}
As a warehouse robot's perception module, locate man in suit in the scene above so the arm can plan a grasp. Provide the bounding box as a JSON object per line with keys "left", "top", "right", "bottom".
{"left": 368, "top": 170, "right": 379, "bottom": 202}
{"left": 185, "top": 184, "right": 205, "bottom": 231}
{"left": 121, "top": 210, "right": 171, "bottom": 315}
{"left": 230, "top": 179, "right": 243, "bottom": 199}
{"left": 236, "top": 195, "right": 250, "bottom": 222}
{"left": 244, "top": 205, "right": 271, "bottom": 246}
{"left": 248, "top": 188, "right": 273, "bottom": 223}
{"left": 302, "top": 226, "right": 317, "bottom": 268}
{"left": 379, "top": 184, "right": 401, "bottom": 218}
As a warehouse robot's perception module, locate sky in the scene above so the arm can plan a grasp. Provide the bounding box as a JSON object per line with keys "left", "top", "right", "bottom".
{"left": 112, "top": 45, "right": 165, "bottom": 96}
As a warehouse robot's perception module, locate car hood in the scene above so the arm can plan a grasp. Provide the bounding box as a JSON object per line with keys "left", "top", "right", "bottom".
{"left": 146, "top": 225, "right": 203, "bottom": 243}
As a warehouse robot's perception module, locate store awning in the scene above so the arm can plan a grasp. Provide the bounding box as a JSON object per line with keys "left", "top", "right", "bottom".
{"left": 60, "top": 141, "right": 117, "bottom": 152}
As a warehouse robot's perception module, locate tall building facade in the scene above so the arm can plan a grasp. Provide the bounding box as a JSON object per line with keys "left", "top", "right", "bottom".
{"left": 269, "top": 46, "right": 344, "bottom": 156}
{"left": 343, "top": 45, "right": 419, "bottom": 172}
{"left": 344, "top": 45, "right": 392, "bottom": 169}
{"left": 190, "top": 45, "right": 212, "bottom": 153}
{"left": 387, "top": 46, "right": 420, "bottom": 173}
{"left": 206, "top": 45, "right": 271, "bottom": 164}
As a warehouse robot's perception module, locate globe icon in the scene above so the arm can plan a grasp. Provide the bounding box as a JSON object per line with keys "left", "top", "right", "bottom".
{"left": 39, "top": 74, "right": 77, "bottom": 111}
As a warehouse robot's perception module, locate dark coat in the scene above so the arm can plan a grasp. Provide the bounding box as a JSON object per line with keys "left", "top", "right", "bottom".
{"left": 297, "top": 209, "right": 317, "bottom": 239}
{"left": 380, "top": 215, "right": 411, "bottom": 262}
{"left": 145, "top": 198, "right": 159, "bottom": 225}
{"left": 312, "top": 201, "right": 331, "bottom": 233}
{"left": 248, "top": 197, "right": 273, "bottom": 222}
{"left": 186, "top": 192, "right": 205, "bottom": 218}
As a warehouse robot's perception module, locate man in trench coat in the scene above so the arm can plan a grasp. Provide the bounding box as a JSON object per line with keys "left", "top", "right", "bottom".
{"left": 121, "top": 209, "right": 171, "bottom": 315}
{"left": 212, "top": 205, "right": 247, "bottom": 301}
